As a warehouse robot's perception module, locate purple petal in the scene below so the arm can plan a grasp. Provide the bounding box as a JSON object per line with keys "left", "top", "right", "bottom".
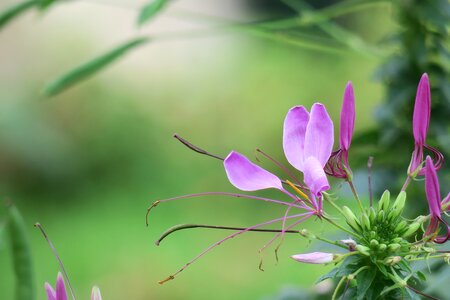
{"left": 224, "top": 151, "right": 282, "bottom": 191}
{"left": 283, "top": 106, "right": 309, "bottom": 171}
{"left": 425, "top": 156, "right": 441, "bottom": 218}
{"left": 441, "top": 192, "right": 450, "bottom": 211}
{"left": 412, "top": 73, "right": 430, "bottom": 145}
{"left": 56, "top": 272, "right": 68, "bottom": 300}
{"left": 45, "top": 283, "right": 56, "bottom": 300}
{"left": 304, "top": 103, "right": 334, "bottom": 166}
{"left": 91, "top": 286, "right": 102, "bottom": 300}
{"left": 339, "top": 82, "right": 355, "bottom": 151}
{"left": 303, "top": 156, "right": 330, "bottom": 197}
{"left": 291, "top": 252, "right": 334, "bottom": 264}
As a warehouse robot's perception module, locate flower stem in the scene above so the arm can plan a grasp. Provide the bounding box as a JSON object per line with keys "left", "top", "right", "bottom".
{"left": 401, "top": 176, "right": 412, "bottom": 192}
{"left": 323, "top": 216, "right": 362, "bottom": 239}
{"left": 348, "top": 180, "right": 364, "bottom": 214}
{"left": 332, "top": 275, "right": 347, "bottom": 300}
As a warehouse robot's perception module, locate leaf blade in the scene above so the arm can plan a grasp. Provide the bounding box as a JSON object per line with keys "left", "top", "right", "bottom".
{"left": 138, "top": 0, "right": 168, "bottom": 26}
{"left": 43, "top": 36, "right": 150, "bottom": 96}
{"left": 0, "top": 0, "right": 38, "bottom": 29}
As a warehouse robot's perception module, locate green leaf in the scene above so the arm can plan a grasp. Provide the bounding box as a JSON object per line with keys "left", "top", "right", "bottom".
{"left": 43, "top": 37, "right": 150, "bottom": 96}
{"left": 0, "top": 0, "right": 38, "bottom": 29}
{"left": 6, "top": 202, "right": 35, "bottom": 300}
{"left": 38, "top": 0, "right": 56, "bottom": 10}
{"left": 316, "top": 267, "right": 339, "bottom": 283}
{"left": 356, "top": 268, "right": 376, "bottom": 300}
{"left": 138, "top": 0, "right": 168, "bottom": 26}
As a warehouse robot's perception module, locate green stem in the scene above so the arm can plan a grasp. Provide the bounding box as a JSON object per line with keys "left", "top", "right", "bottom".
{"left": 314, "top": 235, "right": 349, "bottom": 250}
{"left": 323, "top": 216, "right": 362, "bottom": 239}
{"left": 348, "top": 180, "right": 364, "bottom": 214}
{"left": 332, "top": 275, "right": 348, "bottom": 300}
{"left": 406, "top": 254, "right": 448, "bottom": 262}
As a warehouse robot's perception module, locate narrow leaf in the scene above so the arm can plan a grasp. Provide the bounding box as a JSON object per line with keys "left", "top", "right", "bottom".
{"left": 138, "top": 0, "right": 168, "bottom": 26}
{"left": 0, "top": 0, "right": 38, "bottom": 29}
{"left": 6, "top": 201, "right": 36, "bottom": 300}
{"left": 43, "top": 36, "right": 150, "bottom": 96}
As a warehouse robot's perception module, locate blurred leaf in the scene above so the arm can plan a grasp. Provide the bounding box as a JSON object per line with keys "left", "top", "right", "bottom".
{"left": 356, "top": 268, "right": 376, "bottom": 300}
{"left": 6, "top": 201, "right": 35, "bottom": 300}
{"left": 138, "top": 0, "right": 168, "bottom": 26}
{"left": 0, "top": 0, "right": 38, "bottom": 29}
{"left": 38, "top": 0, "right": 56, "bottom": 9}
{"left": 0, "top": 220, "right": 5, "bottom": 249}
{"left": 43, "top": 36, "right": 150, "bottom": 96}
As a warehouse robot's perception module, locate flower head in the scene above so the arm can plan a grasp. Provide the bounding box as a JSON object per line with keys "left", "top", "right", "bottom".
{"left": 283, "top": 103, "right": 334, "bottom": 197}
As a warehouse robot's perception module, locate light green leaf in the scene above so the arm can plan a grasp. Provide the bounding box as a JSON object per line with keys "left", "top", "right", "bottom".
{"left": 6, "top": 202, "right": 35, "bottom": 300}
{"left": 43, "top": 37, "right": 150, "bottom": 96}
{"left": 138, "top": 0, "right": 168, "bottom": 26}
{"left": 0, "top": 0, "right": 38, "bottom": 29}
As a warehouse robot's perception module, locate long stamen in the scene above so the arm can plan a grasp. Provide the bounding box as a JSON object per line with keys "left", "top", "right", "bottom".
{"left": 158, "top": 213, "right": 310, "bottom": 284}
{"left": 155, "top": 224, "right": 301, "bottom": 245}
{"left": 255, "top": 148, "right": 304, "bottom": 188}
{"left": 146, "top": 192, "right": 305, "bottom": 226}
{"left": 173, "top": 134, "right": 225, "bottom": 161}
{"left": 280, "top": 189, "right": 313, "bottom": 211}
{"left": 285, "top": 180, "right": 310, "bottom": 202}
{"left": 259, "top": 213, "right": 312, "bottom": 269}
{"left": 34, "top": 223, "right": 76, "bottom": 300}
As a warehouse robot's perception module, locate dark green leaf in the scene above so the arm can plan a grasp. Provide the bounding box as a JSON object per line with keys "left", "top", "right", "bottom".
{"left": 356, "top": 268, "right": 376, "bottom": 300}
{"left": 0, "top": 0, "right": 38, "bottom": 29}
{"left": 138, "top": 0, "right": 168, "bottom": 26}
{"left": 43, "top": 37, "right": 150, "bottom": 96}
{"left": 316, "top": 267, "right": 339, "bottom": 283}
{"left": 38, "top": 0, "right": 56, "bottom": 10}
{"left": 6, "top": 202, "right": 35, "bottom": 300}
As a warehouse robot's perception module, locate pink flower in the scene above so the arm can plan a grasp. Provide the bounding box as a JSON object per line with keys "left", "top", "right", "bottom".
{"left": 424, "top": 156, "right": 450, "bottom": 243}
{"left": 45, "top": 272, "right": 102, "bottom": 300}
{"left": 291, "top": 252, "right": 335, "bottom": 264}
{"left": 408, "top": 74, "right": 443, "bottom": 176}
{"left": 325, "top": 82, "right": 355, "bottom": 179}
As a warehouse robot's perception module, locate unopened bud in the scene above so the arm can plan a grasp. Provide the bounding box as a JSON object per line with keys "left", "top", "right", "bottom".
{"left": 368, "top": 207, "right": 376, "bottom": 224}
{"left": 341, "top": 238, "right": 357, "bottom": 251}
{"left": 391, "top": 237, "right": 403, "bottom": 244}
{"left": 394, "top": 220, "right": 407, "bottom": 233}
{"left": 378, "top": 190, "right": 391, "bottom": 212}
{"left": 369, "top": 231, "right": 377, "bottom": 239}
{"left": 402, "top": 222, "right": 421, "bottom": 238}
{"left": 370, "top": 239, "right": 379, "bottom": 248}
{"left": 291, "top": 252, "right": 335, "bottom": 264}
{"left": 378, "top": 244, "right": 387, "bottom": 251}
{"left": 377, "top": 210, "right": 385, "bottom": 222}
{"left": 392, "top": 191, "right": 406, "bottom": 218}
{"left": 414, "top": 215, "right": 429, "bottom": 224}
{"left": 356, "top": 245, "right": 370, "bottom": 256}
{"left": 342, "top": 206, "right": 361, "bottom": 231}
{"left": 384, "top": 256, "right": 402, "bottom": 266}
{"left": 388, "top": 243, "right": 401, "bottom": 252}
{"left": 361, "top": 214, "right": 371, "bottom": 230}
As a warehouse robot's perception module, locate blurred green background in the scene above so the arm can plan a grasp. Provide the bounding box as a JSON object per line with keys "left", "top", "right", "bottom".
{"left": 0, "top": 0, "right": 399, "bottom": 299}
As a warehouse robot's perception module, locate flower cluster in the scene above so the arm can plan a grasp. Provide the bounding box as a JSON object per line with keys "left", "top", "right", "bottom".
{"left": 150, "top": 73, "right": 449, "bottom": 299}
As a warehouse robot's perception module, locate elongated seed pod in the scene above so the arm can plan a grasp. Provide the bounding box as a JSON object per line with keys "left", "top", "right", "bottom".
{"left": 402, "top": 222, "right": 421, "bottom": 238}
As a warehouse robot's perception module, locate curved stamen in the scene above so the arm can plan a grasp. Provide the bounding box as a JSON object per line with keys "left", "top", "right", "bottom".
{"left": 146, "top": 192, "right": 307, "bottom": 226}
{"left": 158, "top": 212, "right": 312, "bottom": 284}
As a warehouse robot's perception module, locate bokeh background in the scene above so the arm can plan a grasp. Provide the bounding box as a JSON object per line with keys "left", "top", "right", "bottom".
{"left": 1, "top": 0, "right": 447, "bottom": 299}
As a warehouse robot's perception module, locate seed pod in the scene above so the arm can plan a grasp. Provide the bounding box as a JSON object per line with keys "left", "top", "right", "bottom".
{"left": 356, "top": 245, "right": 371, "bottom": 256}
{"left": 342, "top": 206, "right": 361, "bottom": 231}
{"left": 394, "top": 220, "right": 407, "bottom": 233}
{"left": 378, "top": 190, "right": 391, "bottom": 212}
{"left": 378, "top": 244, "right": 387, "bottom": 251}
{"left": 388, "top": 243, "right": 401, "bottom": 252}
{"left": 392, "top": 191, "right": 406, "bottom": 218}
{"left": 402, "top": 222, "right": 421, "bottom": 238}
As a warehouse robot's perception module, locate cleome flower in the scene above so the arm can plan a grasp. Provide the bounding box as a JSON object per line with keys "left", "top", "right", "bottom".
{"left": 45, "top": 272, "right": 102, "bottom": 300}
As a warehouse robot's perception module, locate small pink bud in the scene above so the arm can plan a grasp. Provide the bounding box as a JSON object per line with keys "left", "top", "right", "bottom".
{"left": 291, "top": 252, "right": 335, "bottom": 264}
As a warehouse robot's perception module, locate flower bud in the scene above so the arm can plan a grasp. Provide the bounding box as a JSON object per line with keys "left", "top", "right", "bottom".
{"left": 384, "top": 256, "right": 402, "bottom": 266}
{"left": 391, "top": 237, "right": 403, "bottom": 244}
{"left": 361, "top": 214, "right": 371, "bottom": 230}
{"left": 370, "top": 239, "right": 379, "bottom": 248}
{"left": 377, "top": 210, "right": 385, "bottom": 222}
{"left": 402, "top": 222, "right": 421, "bottom": 238}
{"left": 291, "top": 252, "right": 335, "bottom": 264}
{"left": 388, "top": 243, "right": 401, "bottom": 252}
{"left": 394, "top": 220, "right": 407, "bottom": 233}
{"left": 368, "top": 207, "right": 376, "bottom": 224}
{"left": 341, "top": 238, "right": 357, "bottom": 251}
{"left": 356, "top": 245, "right": 370, "bottom": 256}
{"left": 342, "top": 206, "right": 361, "bottom": 231}
{"left": 378, "top": 190, "right": 391, "bottom": 212}
{"left": 378, "top": 244, "right": 387, "bottom": 251}
{"left": 392, "top": 191, "right": 406, "bottom": 218}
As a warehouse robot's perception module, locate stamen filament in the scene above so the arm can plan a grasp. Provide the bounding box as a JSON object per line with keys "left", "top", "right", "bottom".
{"left": 158, "top": 213, "right": 311, "bottom": 284}
{"left": 285, "top": 180, "right": 310, "bottom": 201}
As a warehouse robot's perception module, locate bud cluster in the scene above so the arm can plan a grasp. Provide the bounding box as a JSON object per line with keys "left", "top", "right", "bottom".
{"left": 342, "top": 191, "right": 419, "bottom": 263}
